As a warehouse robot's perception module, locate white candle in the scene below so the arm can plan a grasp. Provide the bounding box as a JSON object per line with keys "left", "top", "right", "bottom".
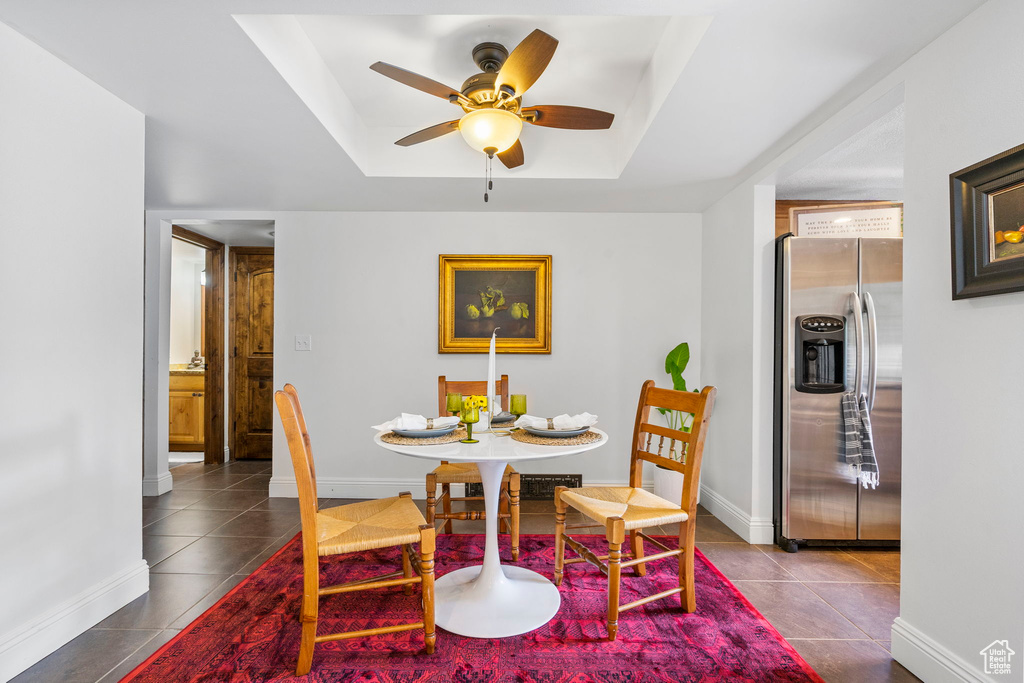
{"left": 487, "top": 328, "right": 499, "bottom": 429}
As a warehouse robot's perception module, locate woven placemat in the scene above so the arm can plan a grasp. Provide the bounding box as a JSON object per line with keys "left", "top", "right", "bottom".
{"left": 510, "top": 429, "right": 603, "bottom": 446}
{"left": 380, "top": 428, "right": 468, "bottom": 446}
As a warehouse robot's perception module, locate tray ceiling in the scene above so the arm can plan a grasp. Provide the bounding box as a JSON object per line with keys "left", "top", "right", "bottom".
{"left": 0, "top": 1, "right": 988, "bottom": 211}
{"left": 236, "top": 14, "right": 710, "bottom": 179}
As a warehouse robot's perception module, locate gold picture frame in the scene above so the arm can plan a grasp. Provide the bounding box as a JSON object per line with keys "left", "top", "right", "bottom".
{"left": 439, "top": 254, "right": 551, "bottom": 354}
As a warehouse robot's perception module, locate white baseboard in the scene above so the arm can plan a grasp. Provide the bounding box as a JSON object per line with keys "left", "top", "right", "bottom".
{"left": 0, "top": 560, "right": 149, "bottom": 682}
{"left": 269, "top": 476, "right": 651, "bottom": 500}
{"left": 698, "top": 484, "right": 774, "bottom": 544}
{"left": 891, "top": 617, "right": 988, "bottom": 683}
{"left": 142, "top": 471, "right": 172, "bottom": 496}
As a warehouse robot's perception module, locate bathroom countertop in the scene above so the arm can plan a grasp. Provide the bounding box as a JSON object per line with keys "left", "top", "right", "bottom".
{"left": 170, "top": 367, "right": 205, "bottom": 376}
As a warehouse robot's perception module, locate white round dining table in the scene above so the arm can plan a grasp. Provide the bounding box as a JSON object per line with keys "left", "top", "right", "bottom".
{"left": 373, "top": 428, "right": 608, "bottom": 638}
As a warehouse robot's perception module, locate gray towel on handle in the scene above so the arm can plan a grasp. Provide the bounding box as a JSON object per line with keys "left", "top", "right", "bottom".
{"left": 841, "top": 392, "right": 879, "bottom": 489}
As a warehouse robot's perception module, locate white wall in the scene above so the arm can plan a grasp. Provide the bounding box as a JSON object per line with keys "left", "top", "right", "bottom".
{"left": 270, "top": 211, "right": 702, "bottom": 498}
{"left": 891, "top": 0, "right": 1024, "bottom": 678}
{"left": 699, "top": 184, "right": 777, "bottom": 543}
{"left": 0, "top": 20, "right": 147, "bottom": 682}
{"left": 143, "top": 217, "right": 174, "bottom": 493}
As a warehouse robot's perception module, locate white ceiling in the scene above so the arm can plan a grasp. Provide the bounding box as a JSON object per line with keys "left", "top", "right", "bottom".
{"left": 0, "top": 1, "right": 986, "bottom": 212}
{"left": 777, "top": 103, "right": 905, "bottom": 201}
{"left": 174, "top": 220, "right": 275, "bottom": 247}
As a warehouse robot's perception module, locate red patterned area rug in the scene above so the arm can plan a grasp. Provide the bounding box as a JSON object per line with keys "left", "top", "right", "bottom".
{"left": 123, "top": 534, "right": 822, "bottom": 682}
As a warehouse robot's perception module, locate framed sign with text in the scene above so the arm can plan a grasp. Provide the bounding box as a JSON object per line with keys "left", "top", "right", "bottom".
{"left": 790, "top": 202, "right": 903, "bottom": 239}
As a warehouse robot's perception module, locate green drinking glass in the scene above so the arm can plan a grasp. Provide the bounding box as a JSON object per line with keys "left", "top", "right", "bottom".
{"left": 510, "top": 394, "right": 527, "bottom": 429}
{"left": 460, "top": 405, "right": 480, "bottom": 444}
{"left": 446, "top": 392, "right": 463, "bottom": 416}
{"left": 510, "top": 394, "right": 527, "bottom": 417}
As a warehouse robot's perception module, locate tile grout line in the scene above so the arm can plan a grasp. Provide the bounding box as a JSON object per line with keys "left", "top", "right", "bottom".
{"left": 799, "top": 578, "right": 897, "bottom": 641}
{"left": 731, "top": 578, "right": 876, "bottom": 641}
{"left": 744, "top": 543, "right": 896, "bottom": 643}
{"left": 92, "top": 629, "right": 166, "bottom": 683}
{"left": 747, "top": 543, "right": 801, "bottom": 581}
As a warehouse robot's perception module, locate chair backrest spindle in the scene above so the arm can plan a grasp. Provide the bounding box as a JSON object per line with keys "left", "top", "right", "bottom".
{"left": 628, "top": 380, "right": 717, "bottom": 514}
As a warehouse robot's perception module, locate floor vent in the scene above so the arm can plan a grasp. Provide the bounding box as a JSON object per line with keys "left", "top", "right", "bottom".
{"left": 466, "top": 473, "right": 582, "bottom": 500}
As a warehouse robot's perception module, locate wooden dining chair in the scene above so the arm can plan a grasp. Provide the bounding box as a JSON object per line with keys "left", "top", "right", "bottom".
{"left": 275, "top": 384, "right": 436, "bottom": 675}
{"left": 426, "top": 374, "right": 521, "bottom": 560}
{"left": 553, "top": 380, "right": 717, "bottom": 641}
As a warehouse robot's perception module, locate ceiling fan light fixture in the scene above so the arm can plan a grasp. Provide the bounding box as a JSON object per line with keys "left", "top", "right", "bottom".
{"left": 458, "top": 108, "right": 522, "bottom": 155}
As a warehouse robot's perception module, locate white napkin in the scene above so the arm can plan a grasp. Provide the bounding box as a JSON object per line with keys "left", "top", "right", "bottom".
{"left": 372, "top": 413, "right": 461, "bottom": 432}
{"left": 514, "top": 412, "right": 598, "bottom": 430}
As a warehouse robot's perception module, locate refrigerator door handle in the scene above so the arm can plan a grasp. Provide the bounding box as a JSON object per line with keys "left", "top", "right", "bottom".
{"left": 850, "top": 291, "right": 864, "bottom": 396}
{"left": 864, "top": 291, "right": 879, "bottom": 411}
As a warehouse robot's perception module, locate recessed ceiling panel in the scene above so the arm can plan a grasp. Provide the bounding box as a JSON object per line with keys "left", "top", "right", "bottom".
{"left": 236, "top": 14, "right": 711, "bottom": 179}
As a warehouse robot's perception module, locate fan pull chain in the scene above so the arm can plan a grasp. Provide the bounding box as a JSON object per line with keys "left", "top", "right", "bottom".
{"left": 483, "top": 153, "right": 496, "bottom": 203}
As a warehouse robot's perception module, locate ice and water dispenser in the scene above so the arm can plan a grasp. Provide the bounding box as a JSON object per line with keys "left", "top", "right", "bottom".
{"left": 794, "top": 315, "right": 845, "bottom": 393}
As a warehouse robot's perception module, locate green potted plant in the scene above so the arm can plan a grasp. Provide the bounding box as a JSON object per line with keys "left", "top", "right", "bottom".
{"left": 652, "top": 342, "right": 696, "bottom": 503}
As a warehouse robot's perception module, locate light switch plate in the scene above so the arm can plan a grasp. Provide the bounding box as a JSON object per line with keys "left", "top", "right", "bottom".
{"left": 295, "top": 335, "right": 312, "bottom": 351}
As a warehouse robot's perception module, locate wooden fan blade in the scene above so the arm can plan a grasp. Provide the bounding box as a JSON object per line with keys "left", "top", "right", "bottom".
{"left": 370, "top": 62, "right": 461, "bottom": 102}
{"left": 494, "top": 29, "right": 558, "bottom": 98}
{"left": 395, "top": 120, "right": 460, "bottom": 146}
{"left": 522, "top": 105, "right": 614, "bottom": 130}
{"left": 497, "top": 139, "right": 524, "bottom": 169}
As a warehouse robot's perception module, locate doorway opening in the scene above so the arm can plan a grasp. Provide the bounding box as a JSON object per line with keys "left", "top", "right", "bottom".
{"left": 170, "top": 226, "right": 226, "bottom": 465}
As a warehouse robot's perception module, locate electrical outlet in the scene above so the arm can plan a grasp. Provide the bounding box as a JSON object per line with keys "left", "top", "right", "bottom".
{"left": 294, "top": 335, "right": 312, "bottom": 351}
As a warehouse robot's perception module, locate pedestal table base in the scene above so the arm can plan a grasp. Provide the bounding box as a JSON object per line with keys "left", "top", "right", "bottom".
{"left": 433, "top": 458, "right": 560, "bottom": 637}
{"left": 434, "top": 565, "right": 560, "bottom": 638}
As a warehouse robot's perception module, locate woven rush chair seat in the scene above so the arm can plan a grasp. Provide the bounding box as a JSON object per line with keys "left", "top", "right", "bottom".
{"left": 560, "top": 487, "right": 688, "bottom": 531}
{"left": 317, "top": 496, "right": 426, "bottom": 556}
{"left": 432, "top": 462, "right": 513, "bottom": 485}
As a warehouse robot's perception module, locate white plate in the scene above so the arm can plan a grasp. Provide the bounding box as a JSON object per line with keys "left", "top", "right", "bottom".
{"left": 489, "top": 411, "right": 515, "bottom": 424}
{"left": 392, "top": 425, "right": 457, "bottom": 438}
{"left": 522, "top": 425, "right": 590, "bottom": 438}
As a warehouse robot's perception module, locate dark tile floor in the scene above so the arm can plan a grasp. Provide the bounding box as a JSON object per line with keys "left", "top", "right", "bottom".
{"left": 13, "top": 461, "right": 917, "bottom": 682}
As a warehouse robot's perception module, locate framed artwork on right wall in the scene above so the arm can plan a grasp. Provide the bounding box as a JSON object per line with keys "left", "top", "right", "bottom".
{"left": 951, "top": 143, "right": 1024, "bottom": 299}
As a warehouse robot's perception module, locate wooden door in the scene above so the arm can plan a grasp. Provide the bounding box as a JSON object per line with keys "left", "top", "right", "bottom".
{"left": 230, "top": 248, "right": 274, "bottom": 459}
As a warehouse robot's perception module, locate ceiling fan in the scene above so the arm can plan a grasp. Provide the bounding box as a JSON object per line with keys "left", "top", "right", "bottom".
{"left": 369, "top": 29, "right": 615, "bottom": 170}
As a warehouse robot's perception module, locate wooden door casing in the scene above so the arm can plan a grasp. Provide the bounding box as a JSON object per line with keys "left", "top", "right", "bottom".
{"left": 171, "top": 225, "right": 226, "bottom": 465}
{"left": 230, "top": 248, "right": 275, "bottom": 460}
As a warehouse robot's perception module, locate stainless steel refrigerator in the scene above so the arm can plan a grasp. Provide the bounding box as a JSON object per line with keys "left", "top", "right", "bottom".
{"left": 773, "top": 235, "right": 902, "bottom": 551}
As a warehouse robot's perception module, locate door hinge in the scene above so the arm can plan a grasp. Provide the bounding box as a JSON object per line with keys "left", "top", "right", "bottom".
{"left": 234, "top": 271, "right": 237, "bottom": 282}
{"left": 233, "top": 345, "right": 237, "bottom": 357}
